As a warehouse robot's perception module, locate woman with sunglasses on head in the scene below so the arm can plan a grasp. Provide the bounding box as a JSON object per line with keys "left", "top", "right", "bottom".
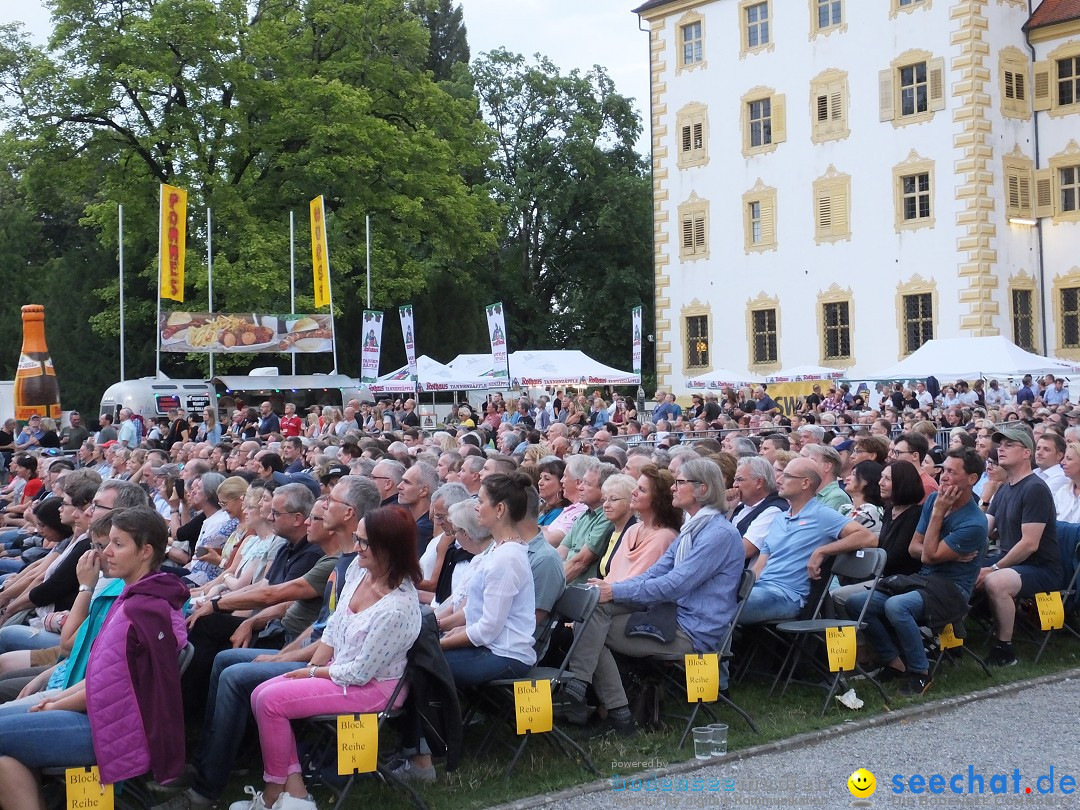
{"left": 232, "top": 505, "right": 422, "bottom": 810}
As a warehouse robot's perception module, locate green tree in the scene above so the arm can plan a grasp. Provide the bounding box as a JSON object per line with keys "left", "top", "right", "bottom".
{"left": 0, "top": 0, "right": 498, "bottom": 383}
{"left": 472, "top": 49, "right": 652, "bottom": 376}
{"left": 409, "top": 0, "right": 470, "bottom": 82}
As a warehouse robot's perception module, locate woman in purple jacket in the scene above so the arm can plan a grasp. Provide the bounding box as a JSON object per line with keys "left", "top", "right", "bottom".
{"left": 0, "top": 507, "right": 188, "bottom": 810}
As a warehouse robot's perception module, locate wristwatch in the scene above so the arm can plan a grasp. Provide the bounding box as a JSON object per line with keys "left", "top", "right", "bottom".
{"left": 211, "top": 596, "right": 223, "bottom": 612}
{"left": 308, "top": 666, "right": 318, "bottom": 678}
{"left": 991, "top": 563, "right": 1000, "bottom": 572}
{"left": 78, "top": 584, "right": 93, "bottom": 593}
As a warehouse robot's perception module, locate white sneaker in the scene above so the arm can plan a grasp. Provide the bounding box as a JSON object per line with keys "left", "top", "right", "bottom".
{"left": 389, "top": 758, "right": 436, "bottom": 783}
{"left": 229, "top": 787, "right": 272, "bottom": 810}
{"left": 272, "top": 794, "right": 317, "bottom": 810}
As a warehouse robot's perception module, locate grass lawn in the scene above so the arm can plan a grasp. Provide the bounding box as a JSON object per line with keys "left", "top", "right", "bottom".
{"left": 284, "top": 620, "right": 1080, "bottom": 810}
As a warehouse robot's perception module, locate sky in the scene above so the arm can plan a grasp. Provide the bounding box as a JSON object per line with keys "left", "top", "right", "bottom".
{"left": 0, "top": 0, "right": 651, "bottom": 132}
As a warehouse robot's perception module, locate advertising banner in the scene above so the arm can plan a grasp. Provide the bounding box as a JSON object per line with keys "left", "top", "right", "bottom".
{"left": 399, "top": 305, "right": 417, "bottom": 382}
{"left": 310, "top": 195, "right": 331, "bottom": 308}
{"left": 159, "top": 184, "right": 187, "bottom": 302}
{"left": 359, "top": 310, "right": 384, "bottom": 384}
{"left": 159, "top": 312, "right": 333, "bottom": 353}
{"left": 485, "top": 302, "right": 509, "bottom": 379}
{"left": 632, "top": 306, "right": 642, "bottom": 377}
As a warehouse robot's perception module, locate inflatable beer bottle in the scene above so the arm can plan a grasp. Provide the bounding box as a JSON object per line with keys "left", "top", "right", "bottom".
{"left": 14, "top": 305, "right": 61, "bottom": 425}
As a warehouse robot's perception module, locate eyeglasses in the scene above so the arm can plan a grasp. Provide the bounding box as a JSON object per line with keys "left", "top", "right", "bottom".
{"left": 326, "top": 495, "right": 353, "bottom": 510}
{"left": 270, "top": 509, "right": 303, "bottom": 519}
{"left": 602, "top": 496, "right": 627, "bottom": 504}
{"left": 778, "top": 472, "right": 810, "bottom": 480}
{"left": 354, "top": 536, "right": 370, "bottom": 551}
{"left": 90, "top": 501, "right": 112, "bottom": 512}
{"left": 370, "top": 475, "right": 393, "bottom": 482}
{"left": 673, "top": 478, "right": 699, "bottom": 486}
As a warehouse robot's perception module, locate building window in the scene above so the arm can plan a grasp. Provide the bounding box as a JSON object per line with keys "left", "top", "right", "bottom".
{"left": 813, "top": 0, "right": 843, "bottom": 34}
{"left": 810, "top": 70, "right": 849, "bottom": 143}
{"left": 1061, "top": 165, "right": 1080, "bottom": 213}
{"left": 678, "top": 194, "right": 709, "bottom": 261}
{"left": 892, "top": 151, "right": 935, "bottom": 231}
{"left": 1003, "top": 152, "right": 1034, "bottom": 221}
{"left": 891, "top": 0, "right": 930, "bottom": 17}
{"left": 1062, "top": 288, "right": 1080, "bottom": 349}
{"left": 686, "top": 315, "right": 709, "bottom": 369}
{"left": 1012, "top": 288, "right": 1035, "bottom": 352}
{"left": 1058, "top": 57, "right": 1080, "bottom": 107}
{"left": 880, "top": 51, "right": 945, "bottom": 125}
{"left": 676, "top": 103, "right": 709, "bottom": 169}
{"left": 743, "top": 181, "right": 777, "bottom": 253}
{"left": 681, "top": 22, "right": 702, "bottom": 67}
{"left": 822, "top": 301, "right": 851, "bottom": 361}
{"left": 901, "top": 173, "right": 931, "bottom": 222}
{"left": 902, "top": 293, "right": 934, "bottom": 354}
{"left": 813, "top": 166, "right": 851, "bottom": 244}
{"left": 1034, "top": 46, "right": 1080, "bottom": 113}
{"left": 1000, "top": 48, "right": 1030, "bottom": 119}
{"left": 740, "top": 0, "right": 771, "bottom": 58}
{"left": 751, "top": 308, "right": 778, "bottom": 365}
{"left": 741, "top": 87, "right": 785, "bottom": 156}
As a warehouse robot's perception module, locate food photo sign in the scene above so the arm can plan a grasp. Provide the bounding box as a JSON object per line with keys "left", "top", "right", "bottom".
{"left": 160, "top": 312, "right": 334, "bottom": 353}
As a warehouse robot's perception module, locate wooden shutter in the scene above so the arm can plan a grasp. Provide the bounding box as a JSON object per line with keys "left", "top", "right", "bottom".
{"left": 817, "top": 93, "right": 829, "bottom": 122}
{"left": 817, "top": 193, "right": 833, "bottom": 234}
{"left": 694, "top": 213, "right": 706, "bottom": 249}
{"left": 682, "top": 217, "right": 694, "bottom": 249}
{"left": 1017, "top": 172, "right": 1032, "bottom": 217}
{"left": 879, "top": 68, "right": 895, "bottom": 121}
{"left": 1035, "top": 168, "right": 1054, "bottom": 218}
{"left": 833, "top": 184, "right": 849, "bottom": 236}
{"left": 1033, "top": 60, "right": 1052, "bottom": 112}
{"left": 692, "top": 122, "right": 703, "bottom": 151}
{"left": 771, "top": 94, "right": 786, "bottom": 143}
{"left": 831, "top": 88, "right": 843, "bottom": 121}
{"left": 681, "top": 124, "right": 692, "bottom": 153}
{"left": 928, "top": 57, "right": 946, "bottom": 111}
{"left": 760, "top": 197, "right": 775, "bottom": 246}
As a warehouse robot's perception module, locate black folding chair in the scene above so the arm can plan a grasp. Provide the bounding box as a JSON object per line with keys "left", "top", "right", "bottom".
{"left": 922, "top": 613, "right": 992, "bottom": 680}
{"left": 774, "top": 549, "right": 891, "bottom": 715}
{"left": 474, "top": 584, "right": 602, "bottom": 777}
{"left": 1033, "top": 542, "right": 1080, "bottom": 662}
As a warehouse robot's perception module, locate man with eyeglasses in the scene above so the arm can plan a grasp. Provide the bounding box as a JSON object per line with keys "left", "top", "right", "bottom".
{"left": 181, "top": 483, "right": 321, "bottom": 717}
{"left": 167, "top": 478, "right": 381, "bottom": 810}
{"left": 561, "top": 463, "right": 618, "bottom": 585}
{"left": 729, "top": 457, "right": 788, "bottom": 561}
{"left": 397, "top": 462, "right": 438, "bottom": 557}
{"left": 738, "top": 458, "right": 875, "bottom": 626}
{"left": 369, "top": 459, "right": 404, "bottom": 505}
{"left": 890, "top": 431, "right": 938, "bottom": 500}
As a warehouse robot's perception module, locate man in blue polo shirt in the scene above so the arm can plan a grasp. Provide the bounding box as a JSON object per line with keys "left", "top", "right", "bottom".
{"left": 738, "top": 457, "right": 876, "bottom": 625}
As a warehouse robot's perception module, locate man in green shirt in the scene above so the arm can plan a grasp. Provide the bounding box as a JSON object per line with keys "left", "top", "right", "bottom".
{"left": 801, "top": 443, "right": 852, "bottom": 513}
{"left": 560, "top": 461, "right": 618, "bottom": 584}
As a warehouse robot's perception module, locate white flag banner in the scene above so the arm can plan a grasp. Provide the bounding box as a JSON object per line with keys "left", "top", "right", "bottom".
{"left": 485, "top": 302, "right": 510, "bottom": 378}
{"left": 632, "top": 306, "right": 643, "bottom": 377}
{"left": 359, "top": 310, "right": 384, "bottom": 384}
{"left": 399, "top": 305, "right": 417, "bottom": 381}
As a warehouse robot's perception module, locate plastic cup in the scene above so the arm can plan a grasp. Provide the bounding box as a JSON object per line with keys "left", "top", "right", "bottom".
{"left": 709, "top": 723, "right": 729, "bottom": 756}
{"left": 692, "top": 727, "right": 713, "bottom": 760}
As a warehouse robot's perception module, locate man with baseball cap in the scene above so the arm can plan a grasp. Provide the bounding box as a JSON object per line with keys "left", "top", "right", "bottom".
{"left": 979, "top": 427, "right": 1063, "bottom": 666}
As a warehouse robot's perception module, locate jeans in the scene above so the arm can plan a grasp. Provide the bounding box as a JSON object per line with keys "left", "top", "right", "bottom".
{"left": 0, "top": 709, "right": 95, "bottom": 767}
{"left": 846, "top": 589, "right": 928, "bottom": 674}
{"left": 250, "top": 674, "right": 400, "bottom": 784}
{"left": 443, "top": 648, "right": 531, "bottom": 688}
{"left": 0, "top": 625, "right": 61, "bottom": 654}
{"left": 193, "top": 648, "right": 303, "bottom": 801}
{"left": 0, "top": 559, "right": 25, "bottom": 575}
{"left": 738, "top": 582, "right": 802, "bottom": 625}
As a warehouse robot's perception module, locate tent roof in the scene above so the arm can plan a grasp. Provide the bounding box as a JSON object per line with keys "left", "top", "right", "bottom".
{"left": 447, "top": 351, "right": 640, "bottom": 387}
{"left": 212, "top": 374, "right": 358, "bottom": 392}
{"left": 370, "top": 355, "right": 498, "bottom": 393}
{"left": 685, "top": 367, "right": 764, "bottom": 390}
{"left": 862, "top": 336, "right": 1080, "bottom": 380}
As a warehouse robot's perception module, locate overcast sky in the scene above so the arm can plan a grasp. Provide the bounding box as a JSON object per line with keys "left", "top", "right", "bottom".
{"left": 0, "top": 1, "right": 650, "bottom": 134}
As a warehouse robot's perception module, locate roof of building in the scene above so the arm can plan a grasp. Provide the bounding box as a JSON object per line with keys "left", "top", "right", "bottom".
{"left": 1025, "top": 0, "right": 1080, "bottom": 31}
{"left": 631, "top": 0, "right": 679, "bottom": 15}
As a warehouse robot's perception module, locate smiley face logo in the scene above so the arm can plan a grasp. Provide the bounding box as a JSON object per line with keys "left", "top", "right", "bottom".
{"left": 848, "top": 768, "right": 877, "bottom": 799}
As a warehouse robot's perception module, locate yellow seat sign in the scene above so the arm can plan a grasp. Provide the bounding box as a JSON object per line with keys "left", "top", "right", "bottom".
{"left": 1035, "top": 591, "right": 1065, "bottom": 631}
{"left": 514, "top": 679, "right": 553, "bottom": 735}
{"left": 684, "top": 653, "right": 719, "bottom": 703}
{"left": 337, "top": 714, "right": 378, "bottom": 775}
{"left": 826, "top": 626, "right": 857, "bottom": 672}
{"left": 938, "top": 623, "right": 964, "bottom": 650}
{"left": 66, "top": 766, "right": 113, "bottom": 810}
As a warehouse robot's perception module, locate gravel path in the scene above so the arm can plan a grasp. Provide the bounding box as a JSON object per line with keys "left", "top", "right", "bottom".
{"left": 508, "top": 674, "right": 1080, "bottom": 810}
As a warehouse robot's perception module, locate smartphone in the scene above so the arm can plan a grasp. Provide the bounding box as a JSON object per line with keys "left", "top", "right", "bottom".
{"left": 175, "top": 478, "right": 185, "bottom": 500}
{"left": 195, "top": 547, "right": 211, "bottom": 558}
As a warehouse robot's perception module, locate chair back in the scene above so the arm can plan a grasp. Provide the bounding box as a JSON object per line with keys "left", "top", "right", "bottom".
{"left": 720, "top": 569, "right": 756, "bottom": 656}
{"left": 178, "top": 642, "right": 195, "bottom": 676}
{"left": 800, "top": 554, "right": 838, "bottom": 620}
{"left": 547, "top": 585, "right": 601, "bottom": 682}
{"left": 831, "top": 547, "right": 887, "bottom": 582}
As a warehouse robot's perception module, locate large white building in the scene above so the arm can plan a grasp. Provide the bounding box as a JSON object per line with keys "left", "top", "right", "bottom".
{"left": 632, "top": 0, "right": 1080, "bottom": 392}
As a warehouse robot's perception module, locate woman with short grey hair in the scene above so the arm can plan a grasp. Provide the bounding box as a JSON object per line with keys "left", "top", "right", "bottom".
{"left": 677, "top": 458, "right": 728, "bottom": 513}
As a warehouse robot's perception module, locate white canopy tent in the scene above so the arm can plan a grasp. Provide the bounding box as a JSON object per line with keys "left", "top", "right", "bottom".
{"left": 862, "top": 336, "right": 1080, "bottom": 380}
{"left": 765, "top": 365, "right": 847, "bottom": 383}
{"left": 685, "top": 367, "right": 764, "bottom": 390}
{"left": 369, "top": 355, "right": 499, "bottom": 394}
{"left": 447, "top": 350, "right": 640, "bottom": 388}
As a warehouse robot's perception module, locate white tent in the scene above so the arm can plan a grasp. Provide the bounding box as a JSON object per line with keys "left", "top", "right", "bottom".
{"left": 369, "top": 355, "right": 498, "bottom": 394}
{"left": 685, "top": 367, "right": 764, "bottom": 390}
{"left": 765, "top": 364, "right": 847, "bottom": 383}
{"left": 447, "top": 350, "right": 641, "bottom": 388}
{"left": 863, "top": 336, "right": 1080, "bottom": 380}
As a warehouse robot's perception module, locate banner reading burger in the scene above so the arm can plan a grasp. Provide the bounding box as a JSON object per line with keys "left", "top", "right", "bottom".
{"left": 160, "top": 312, "right": 334, "bottom": 354}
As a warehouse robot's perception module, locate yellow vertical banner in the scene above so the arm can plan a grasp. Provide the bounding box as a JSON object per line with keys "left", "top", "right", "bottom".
{"left": 1035, "top": 591, "right": 1065, "bottom": 631}
{"left": 159, "top": 184, "right": 187, "bottom": 302}
{"left": 310, "top": 195, "right": 331, "bottom": 309}
{"left": 336, "top": 714, "right": 378, "bottom": 775}
{"left": 66, "top": 766, "right": 113, "bottom": 810}
{"left": 514, "top": 680, "right": 553, "bottom": 735}
{"left": 938, "top": 623, "right": 964, "bottom": 650}
{"left": 826, "top": 626, "right": 857, "bottom": 672}
{"left": 684, "top": 653, "right": 720, "bottom": 703}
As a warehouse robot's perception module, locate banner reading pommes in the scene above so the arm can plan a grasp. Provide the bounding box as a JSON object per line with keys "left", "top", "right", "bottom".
{"left": 160, "top": 312, "right": 334, "bottom": 353}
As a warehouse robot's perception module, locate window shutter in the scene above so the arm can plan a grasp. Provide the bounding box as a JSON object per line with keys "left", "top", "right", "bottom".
{"left": 818, "top": 193, "right": 833, "bottom": 231}
{"left": 694, "top": 214, "right": 706, "bottom": 249}
{"left": 1033, "top": 61, "right": 1052, "bottom": 112}
{"left": 879, "top": 68, "right": 895, "bottom": 121}
{"left": 682, "top": 217, "right": 694, "bottom": 249}
{"left": 760, "top": 198, "right": 775, "bottom": 245}
{"left": 1007, "top": 174, "right": 1021, "bottom": 214}
{"left": 1035, "top": 168, "right": 1054, "bottom": 218}
{"left": 1018, "top": 172, "right": 1032, "bottom": 217}
{"left": 693, "top": 122, "right": 703, "bottom": 150}
{"left": 1004, "top": 71, "right": 1016, "bottom": 100}
{"left": 681, "top": 124, "right": 692, "bottom": 153}
{"left": 1015, "top": 71, "right": 1026, "bottom": 102}
{"left": 817, "top": 94, "right": 829, "bottom": 122}
{"left": 833, "top": 185, "right": 849, "bottom": 235}
{"left": 771, "top": 94, "right": 786, "bottom": 143}
{"left": 928, "top": 57, "right": 946, "bottom": 111}
{"left": 831, "top": 89, "right": 843, "bottom": 121}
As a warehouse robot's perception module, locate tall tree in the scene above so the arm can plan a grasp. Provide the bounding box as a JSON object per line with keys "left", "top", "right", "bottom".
{"left": 409, "top": 0, "right": 470, "bottom": 82}
{"left": 472, "top": 49, "right": 652, "bottom": 376}
{"left": 0, "top": 0, "right": 499, "bottom": 383}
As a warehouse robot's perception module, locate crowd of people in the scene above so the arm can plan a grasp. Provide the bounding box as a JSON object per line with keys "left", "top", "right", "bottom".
{"left": 0, "top": 370, "right": 1075, "bottom": 808}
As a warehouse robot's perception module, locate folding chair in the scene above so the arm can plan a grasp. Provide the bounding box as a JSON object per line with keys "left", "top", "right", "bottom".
{"left": 922, "top": 613, "right": 991, "bottom": 681}
{"left": 1033, "top": 542, "right": 1080, "bottom": 663}
{"left": 647, "top": 569, "right": 759, "bottom": 748}
{"left": 774, "top": 549, "right": 891, "bottom": 715}
{"left": 474, "top": 584, "right": 601, "bottom": 778}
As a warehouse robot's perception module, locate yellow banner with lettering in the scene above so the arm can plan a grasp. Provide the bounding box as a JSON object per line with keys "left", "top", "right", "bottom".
{"left": 310, "top": 195, "right": 331, "bottom": 309}
{"left": 159, "top": 184, "right": 187, "bottom": 302}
